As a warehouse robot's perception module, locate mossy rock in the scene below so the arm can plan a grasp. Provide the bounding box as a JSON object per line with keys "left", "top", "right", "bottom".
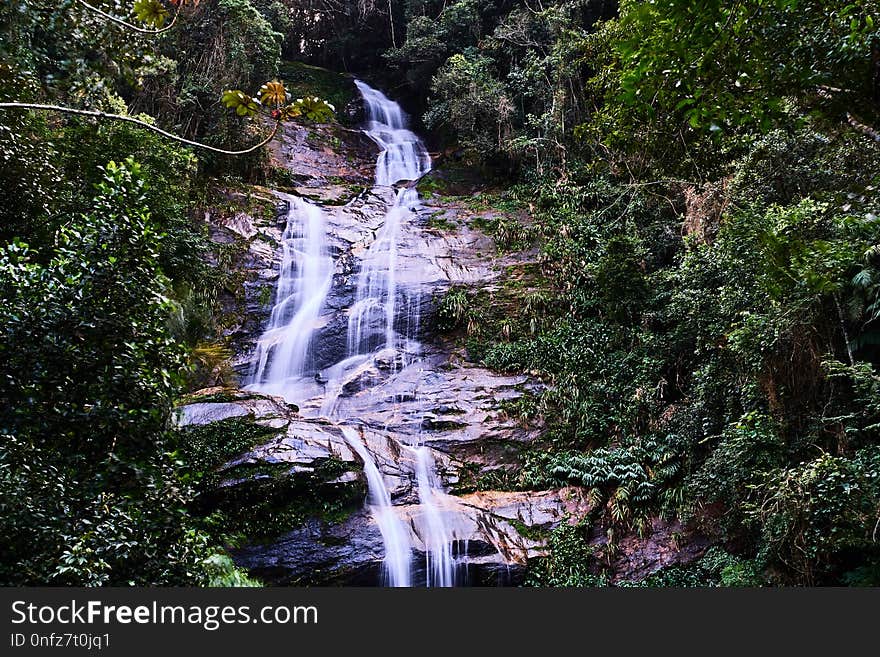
{"left": 210, "top": 457, "right": 365, "bottom": 543}
{"left": 177, "top": 387, "right": 260, "bottom": 406}
{"left": 278, "top": 61, "right": 359, "bottom": 126}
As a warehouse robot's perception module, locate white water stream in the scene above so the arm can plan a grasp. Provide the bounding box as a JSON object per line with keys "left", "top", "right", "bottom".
{"left": 248, "top": 80, "right": 458, "bottom": 587}
{"left": 413, "top": 446, "right": 455, "bottom": 587}
{"left": 248, "top": 196, "right": 333, "bottom": 395}
{"left": 339, "top": 424, "right": 412, "bottom": 587}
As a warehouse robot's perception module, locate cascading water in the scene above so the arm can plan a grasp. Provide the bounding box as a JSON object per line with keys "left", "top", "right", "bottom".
{"left": 249, "top": 80, "right": 460, "bottom": 587}
{"left": 247, "top": 194, "right": 333, "bottom": 398}
{"left": 412, "top": 446, "right": 455, "bottom": 587}
{"left": 339, "top": 425, "right": 412, "bottom": 587}
{"left": 346, "top": 79, "right": 432, "bottom": 359}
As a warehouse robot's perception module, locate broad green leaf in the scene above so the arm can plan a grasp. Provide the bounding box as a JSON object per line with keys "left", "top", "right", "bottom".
{"left": 288, "top": 97, "right": 335, "bottom": 122}
{"left": 220, "top": 90, "right": 260, "bottom": 117}
{"left": 259, "top": 80, "right": 289, "bottom": 108}
{"left": 133, "top": 0, "right": 169, "bottom": 27}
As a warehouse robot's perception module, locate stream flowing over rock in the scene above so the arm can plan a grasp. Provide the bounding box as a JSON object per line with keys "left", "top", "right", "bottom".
{"left": 176, "top": 79, "right": 708, "bottom": 585}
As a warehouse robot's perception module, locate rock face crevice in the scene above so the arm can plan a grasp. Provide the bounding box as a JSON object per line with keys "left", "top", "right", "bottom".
{"left": 180, "top": 106, "right": 708, "bottom": 585}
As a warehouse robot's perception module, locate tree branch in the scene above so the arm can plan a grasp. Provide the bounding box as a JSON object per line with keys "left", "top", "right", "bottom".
{"left": 74, "top": 0, "right": 181, "bottom": 34}
{"left": 0, "top": 102, "right": 280, "bottom": 155}
{"left": 847, "top": 112, "right": 880, "bottom": 143}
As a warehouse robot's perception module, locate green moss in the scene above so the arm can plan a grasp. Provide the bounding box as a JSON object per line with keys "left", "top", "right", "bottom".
{"left": 177, "top": 388, "right": 268, "bottom": 406}
{"left": 426, "top": 212, "right": 458, "bottom": 231}
{"left": 213, "top": 457, "right": 365, "bottom": 542}
{"left": 278, "top": 61, "right": 357, "bottom": 124}
{"left": 176, "top": 417, "right": 283, "bottom": 491}
{"left": 421, "top": 417, "right": 469, "bottom": 431}
{"left": 509, "top": 518, "right": 551, "bottom": 541}
{"left": 297, "top": 185, "right": 365, "bottom": 206}
{"left": 257, "top": 284, "right": 274, "bottom": 307}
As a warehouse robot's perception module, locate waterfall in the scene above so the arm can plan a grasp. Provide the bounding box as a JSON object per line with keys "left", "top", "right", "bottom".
{"left": 413, "top": 446, "right": 455, "bottom": 587}
{"left": 346, "top": 79, "right": 431, "bottom": 358}
{"left": 346, "top": 81, "right": 458, "bottom": 586}
{"left": 247, "top": 195, "right": 333, "bottom": 398}
{"left": 249, "top": 80, "right": 459, "bottom": 587}
{"left": 339, "top": 425, "right": 412, "bottom": 587}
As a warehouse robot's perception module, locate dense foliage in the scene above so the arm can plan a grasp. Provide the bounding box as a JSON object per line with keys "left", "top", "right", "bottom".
{"left": 412, "top": 0, "right": 880, "bottom": 585}
{"left": 0, "top": 0, "right": 300, "bottom": 585}
{"left": 0, "top": 159, "right": 208, "bottom": 584}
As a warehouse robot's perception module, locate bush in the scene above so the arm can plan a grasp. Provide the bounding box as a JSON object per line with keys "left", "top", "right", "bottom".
{"left": 0, "top": 159, "right": 211, "bottom": 585}
{"left": 525, "top": 524, "right": 608, "bottom": 587}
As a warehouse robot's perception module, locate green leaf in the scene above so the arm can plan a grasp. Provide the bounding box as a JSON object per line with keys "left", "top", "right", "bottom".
{"left": 220, "top": 90, "right": 260, "bottom": 117}
{"left": 287, "top": 97, "right": 335, "bottom": 123}
{"left": 133, "top": 0, "right": 169, "bottom": 27}
{"left": 258, "top": 80, "right": 289, "bottom": 108}
{"left": 674, "top": 97, "right": 696, "bottom": 111}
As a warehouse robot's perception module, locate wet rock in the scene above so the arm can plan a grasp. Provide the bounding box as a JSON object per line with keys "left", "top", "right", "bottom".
{"left": 329, "top": 352, "right": 544, "bottom": 476}
{"left": 186, "top": 316, "right": 701, "bottom": 584}
{"left": 232, "top": 510, "right": 385, "bottom": 586}
{"left": 267, "top": 122, "right": 378, "bottom": 186}
{"left": 175, "top": 390, "right": 368, "bottom": 484}
{"left": 459, "top": 488, "right": 590, "bottom": 531}
{"left": 247, "top": 239, "right": 276, "bottom": 268}
{"left": 232, "top": 485, "right": 592, "bottom": 585}
{"left": 308, "top": 315, "right": 351, "bottom": 371}
{"left": 373, "top": 348, "right": 405, "bottom": 372}
{"left": 175, "top": 391, "right": 294, "bottom": 426}
{"left": 177, "top": 401, "right": 253, "bottom": 425}
{"left": 207, "top": 223, "right": 238, "bottom": 244}
{"left": 228, "top": 420, "right": 359, "bottom": 470}
{"left": 295, "top": 184, "right": 366, "bottom": 206}
{"left": 222, "top": 212, "right": 258, "bottom": 239}
{"left": 190, "top": 92, "right": 613, "bottom": 586}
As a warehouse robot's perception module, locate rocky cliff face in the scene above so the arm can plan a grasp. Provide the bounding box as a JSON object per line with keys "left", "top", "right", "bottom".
{"left": 178, "top": 91, "right": 709, "bottom": 585}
